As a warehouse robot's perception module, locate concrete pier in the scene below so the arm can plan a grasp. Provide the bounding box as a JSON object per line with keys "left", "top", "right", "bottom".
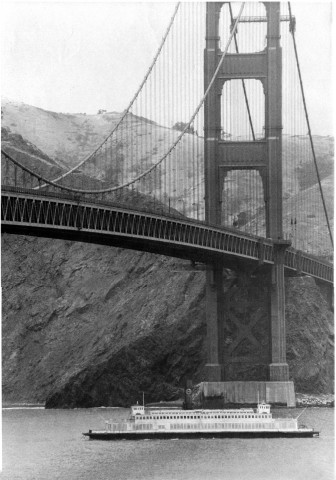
{"left": 201, "top": 381, "right": 296, "bottom": 408}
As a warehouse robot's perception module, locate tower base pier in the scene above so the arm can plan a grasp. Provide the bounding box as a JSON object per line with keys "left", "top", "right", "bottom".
{"left": 200, "top": 381, "right": 296, "bottom": 408}
{"left": 204, "top": 364, "right": 222, "bottom": 382}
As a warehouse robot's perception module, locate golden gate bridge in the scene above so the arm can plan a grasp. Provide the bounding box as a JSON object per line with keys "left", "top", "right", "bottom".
{"left": 1, "top": 2, "right": 333, "bottom": 406}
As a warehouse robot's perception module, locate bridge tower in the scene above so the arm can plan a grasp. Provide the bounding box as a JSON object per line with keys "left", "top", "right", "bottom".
{"left": 203, "top": 2, "right": 295, "bottom": 406}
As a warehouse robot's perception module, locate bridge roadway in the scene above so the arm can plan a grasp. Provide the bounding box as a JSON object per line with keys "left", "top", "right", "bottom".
{"left": 1, "top": 186, "right": 333, "bottom": 284}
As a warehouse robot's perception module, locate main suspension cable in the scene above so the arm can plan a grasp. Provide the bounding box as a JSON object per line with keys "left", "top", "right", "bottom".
{"left": 288, "top": 2, "right": 333, "bottom": 249}
{"left": 3, "top": 3, "right": 246, "bottom": 195}
{"left": 228, "top": 3, "right": 255, "bottom": 140}
{"left": 37, "top": 2, "right": 181, "bottom": 188}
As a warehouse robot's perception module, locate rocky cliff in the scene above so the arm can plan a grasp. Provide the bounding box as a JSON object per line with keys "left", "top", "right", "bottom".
{"left": 2, "top": 234, "right": 207, "bottom": 406}
{"left": 1, "top": 99, "right": 334, "bottom": 407}
{"left": 2, "top": 232, "right": 334, "bottom": 407}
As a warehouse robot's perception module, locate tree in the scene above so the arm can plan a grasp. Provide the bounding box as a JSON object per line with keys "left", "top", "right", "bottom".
{"left": 172, "top": 122, "right": 196, "bottom": 135}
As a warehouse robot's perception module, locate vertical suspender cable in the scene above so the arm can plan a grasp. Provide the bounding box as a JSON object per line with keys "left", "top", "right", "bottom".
{"left": 6, "top": 3, "right": 244, "bottom": 197}
{"left": 288, "top": 2, "right": 333, "bottom": 249}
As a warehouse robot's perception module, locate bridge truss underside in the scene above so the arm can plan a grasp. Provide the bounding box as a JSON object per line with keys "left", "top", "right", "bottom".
{"left": 2, "top": 189, "right": 332, "bottom": 285}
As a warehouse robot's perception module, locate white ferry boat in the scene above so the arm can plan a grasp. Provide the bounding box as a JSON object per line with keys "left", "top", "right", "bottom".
{"left": 83, "top": 402, "right": 318, "bottom": 440}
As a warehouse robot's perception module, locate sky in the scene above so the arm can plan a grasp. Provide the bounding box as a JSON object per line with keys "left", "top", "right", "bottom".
{"left": 0, "top": 1, "right": 334, "bottom": 135}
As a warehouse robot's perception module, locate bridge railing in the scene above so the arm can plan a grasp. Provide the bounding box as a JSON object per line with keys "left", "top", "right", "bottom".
{"left": 2, "top": 186, "right": 333, "bottom": 284}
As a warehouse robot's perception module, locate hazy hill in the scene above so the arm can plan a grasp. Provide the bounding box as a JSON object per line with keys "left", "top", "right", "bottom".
{"left": 2, "top": 98, "right": 120, "bottom": 168}
{"left": 2, "top": 97, "right": 333, "bottom": 256}
{"left": 1, "top": 98, "right": 334, "bottom": 407}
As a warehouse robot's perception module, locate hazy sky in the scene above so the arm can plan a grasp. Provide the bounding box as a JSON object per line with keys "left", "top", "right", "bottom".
{"left": 1, "top": 1, "right": 333, "bottom": 135}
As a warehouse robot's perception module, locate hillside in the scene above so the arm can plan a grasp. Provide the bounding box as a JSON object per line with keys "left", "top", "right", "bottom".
{"left": 2, "top": 98, "right": 334, "bottom": 254}
{"left": 1, "top": 98, "right": 120, "bottom": 168}
{"left": 1, "top": 98, "right": 334, "bottom": 407}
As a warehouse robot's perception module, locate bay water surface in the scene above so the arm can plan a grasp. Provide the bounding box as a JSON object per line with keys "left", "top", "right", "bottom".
{"left": 1, "top": 406, "right": 334, "bottom": 480}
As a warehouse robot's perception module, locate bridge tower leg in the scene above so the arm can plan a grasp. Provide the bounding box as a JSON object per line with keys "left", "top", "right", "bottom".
{"left": 203, "top": 2, "right": 223, "bottom": 382}
{"left": 264, "top": 2, "right": 290, "bottom": 383}
{"left": 202, "top": 2, "right": 295, "bottom": 406}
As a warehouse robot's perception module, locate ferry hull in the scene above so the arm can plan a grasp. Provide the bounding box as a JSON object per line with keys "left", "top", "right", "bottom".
{"left": 83, "top": 430, "right": 319, "bottom": 440}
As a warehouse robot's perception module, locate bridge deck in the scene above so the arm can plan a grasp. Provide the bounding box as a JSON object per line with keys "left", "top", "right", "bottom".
{"left": 1, "top": 187, "right": 333, "bottom": 284}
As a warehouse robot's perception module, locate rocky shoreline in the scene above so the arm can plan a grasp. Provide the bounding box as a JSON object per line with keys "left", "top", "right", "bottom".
{"left": 189, "top": 385, "right": 335, "bottom": 409}
{"left": 2, "top": 393, "right": 334, "bottom": 410}
{"left": 295, "top": 393, "right": 334, "bottom": 408}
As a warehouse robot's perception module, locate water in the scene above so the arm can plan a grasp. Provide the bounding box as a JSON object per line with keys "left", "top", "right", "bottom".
{"left": 1, "top": 407, "right": 334, "bottom": 480}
